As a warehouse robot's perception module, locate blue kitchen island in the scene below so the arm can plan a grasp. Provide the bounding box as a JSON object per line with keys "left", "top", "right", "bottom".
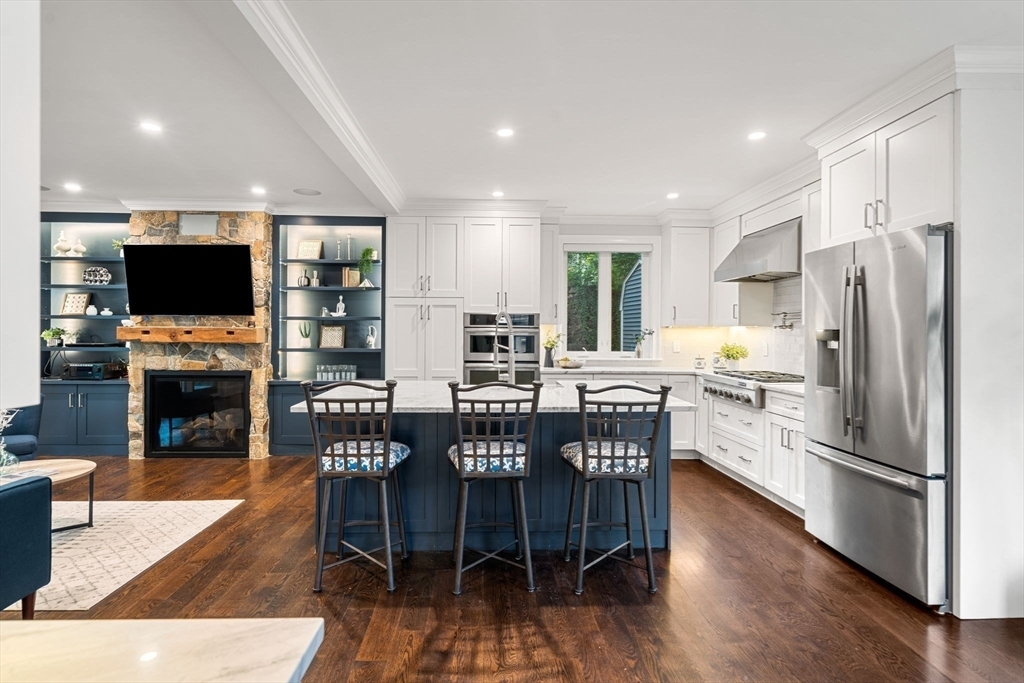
{"left": 291, "top": 380, "right": 695, "bottom": 551}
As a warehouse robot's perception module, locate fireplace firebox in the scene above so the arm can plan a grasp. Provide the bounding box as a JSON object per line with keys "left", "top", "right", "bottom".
{"left": 145, "top": 371, "right": 250, "bottom": 457}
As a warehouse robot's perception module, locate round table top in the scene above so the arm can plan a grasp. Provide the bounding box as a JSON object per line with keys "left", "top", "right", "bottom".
{"left": 8, "top": 458, "right": 96, "bottom": 484}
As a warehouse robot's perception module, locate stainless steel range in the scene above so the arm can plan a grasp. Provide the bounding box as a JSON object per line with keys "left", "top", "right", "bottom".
{"left": 703, "top": 370, "right": 804, "bottom": 409}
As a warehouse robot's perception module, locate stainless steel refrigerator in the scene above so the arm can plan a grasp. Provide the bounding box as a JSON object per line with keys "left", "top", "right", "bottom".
{"left": 804, "top": 223, "right": 952, "bottom": 607}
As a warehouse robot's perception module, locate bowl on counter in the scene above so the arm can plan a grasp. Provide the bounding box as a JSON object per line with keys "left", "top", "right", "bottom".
{"left": 558, "top": 358, "right": 587, "bottom": 369}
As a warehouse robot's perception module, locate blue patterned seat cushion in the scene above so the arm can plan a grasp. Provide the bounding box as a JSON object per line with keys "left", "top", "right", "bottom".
{"left": 321, "top": 440, "right": 410, "bottom": 473}
{"left": 561, "top": 441, "right": 649, "bottom": 474}
{"left": 447, "top": 441, "right": 527, "bottom": 473}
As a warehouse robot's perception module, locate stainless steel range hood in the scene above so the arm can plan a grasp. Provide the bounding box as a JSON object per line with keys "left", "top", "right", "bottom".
{"left": 714, "top": 217, "right": 801, "bottom": 283}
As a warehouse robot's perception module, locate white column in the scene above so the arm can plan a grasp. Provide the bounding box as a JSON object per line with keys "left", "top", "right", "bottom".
{"left": 0, "top": 0, "right": 41, "bottom": 410}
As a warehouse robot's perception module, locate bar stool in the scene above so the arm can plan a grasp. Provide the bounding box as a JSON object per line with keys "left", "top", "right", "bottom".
{"left": 447, "top": 380, "right": 543, "bottom": 595}
{"left": 302, "top": 380, "right": 409, "bottom": 593}
{"left": 561, "top": 382, "right": 670, "bottom": 595}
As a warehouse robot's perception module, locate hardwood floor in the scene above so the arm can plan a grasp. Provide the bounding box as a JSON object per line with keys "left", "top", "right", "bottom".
{"left": 7, "top": 456, "right": 1022, "bottom": 682}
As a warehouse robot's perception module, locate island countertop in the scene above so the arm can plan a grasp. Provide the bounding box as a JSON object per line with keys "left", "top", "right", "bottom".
{"left": 290, "top": 379, "right": 697, "bottom": 414}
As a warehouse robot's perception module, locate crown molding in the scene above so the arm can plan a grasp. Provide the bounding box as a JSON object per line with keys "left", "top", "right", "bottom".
{"left": 657, "top": 209, "right": 712, "bottom": 228}
{"left": 397, "top": 198, "right": 548, "bottom": 217}
{"left": 40, "top": 199, "right": 130, "bottom": 214}
{"left": 271, "top": 203, "right": 383, "bottom": 217}
{"left": 802, "top": 45, "right": 1024, "bottom": 151}
{"left": 558, "top": 215, "right": 663, "bottom": 226}
{"left": 541, "top": 205, "right": 568, "bottom": 222}
{"left": 119, "top": 199, "right": 276, "bottom": 213}
{"left": 708, "top": 155, "right": 820, "bottom": 224}
{"left": 233, "top": 0, "right": 406, "bottom": 214}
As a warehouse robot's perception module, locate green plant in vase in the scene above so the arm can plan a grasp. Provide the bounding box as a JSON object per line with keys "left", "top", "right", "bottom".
{"left": 633, "top": 328, "right": 656, "bottom": 358}
{"left": 298, "top": 322, "right": 313, "bottom": 348}
{"left": 112, "top": 238, "right": 127, "bottom": 256}
{"left": 542, "top": 332, "right": 563, "bottom": 367}
{"left": 358, "top": 247, "right": 377, "bottom": 287}
{"left": 41, "top": 328, "right": 65, "bottom": 347}
{"left": 719, "top": 342, "right": 749, "bottom": 369}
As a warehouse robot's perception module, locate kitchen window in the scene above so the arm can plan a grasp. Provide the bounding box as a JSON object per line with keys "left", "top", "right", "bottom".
{"left": 563, "top": 245, "right": 652, "bottom": 355}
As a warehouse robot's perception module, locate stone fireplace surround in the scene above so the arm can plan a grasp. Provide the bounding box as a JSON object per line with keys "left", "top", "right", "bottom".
{"left": 125, "top": 211, "right": 272, "bottom": 459}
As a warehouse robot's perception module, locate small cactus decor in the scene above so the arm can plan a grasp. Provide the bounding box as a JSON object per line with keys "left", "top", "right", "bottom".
{"left": 298, "top": 322, "right": 313, "bottom": 348}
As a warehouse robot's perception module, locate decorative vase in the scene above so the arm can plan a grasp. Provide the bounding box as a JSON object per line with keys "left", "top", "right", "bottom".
{"left": 0, "top": 445, "right": 20, "bottom": 476}
{"left": 634, "top": 342, "right": 643, "bottom": 359}
{"left": 53, "top": 231, "right": 72, "bottom": 257}
{"left": 359, "top": 277, "right": 374, "bottom": 288}
{"left": 726, "top": 359, "right": 739, "bottom": 371}
{"left": 119, "top": 248, "right": 124, "bottom": 257}
{"left": 86, "top": 304, "right": 98, "bottom": 316}
{"left": 45, "top": 338, "right": 60, "bottom": 347}
{"left": 297, "top": 269, "right": 311, "bottom": 287}
{"left": 298, "top": 337, "right": 312, "bottom": 348}
{"left": 71, "top": 239, "right": 87, "bottom": 257}
{"left": 544, "top": 348, "right": 554, "bottom": 368}
{"left": 310, "top": 270, "right": 320, "bottom": 287}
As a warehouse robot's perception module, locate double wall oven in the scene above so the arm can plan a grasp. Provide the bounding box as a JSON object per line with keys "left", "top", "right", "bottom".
{"left": 463, "top": 313, "right": 541, "bottom": 384}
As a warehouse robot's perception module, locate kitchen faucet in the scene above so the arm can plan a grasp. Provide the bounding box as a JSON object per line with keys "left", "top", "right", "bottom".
{"left": 493, "top": 310, "right": 517, "bottom": 384}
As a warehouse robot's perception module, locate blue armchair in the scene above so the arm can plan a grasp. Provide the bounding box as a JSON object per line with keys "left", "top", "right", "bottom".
{"left": 0, "top": 476, "right": 52, "bottom": 618}
{"left": 2, "top": 396, "right": 44, "bottom": 461}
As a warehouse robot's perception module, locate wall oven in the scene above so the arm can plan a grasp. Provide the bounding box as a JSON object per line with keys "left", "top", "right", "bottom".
{"left": 463, "top": 313, "right": 540, "bottom": 363}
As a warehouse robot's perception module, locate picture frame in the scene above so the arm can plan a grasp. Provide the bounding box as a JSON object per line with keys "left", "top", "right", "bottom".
{"left": 342, "top": 267, "right": 362, "bottom": 288}
{"left": 296, "top": 240, "right": 324, "bottom": 259}
{"left": 60, "top": 292, "right": 92, "bottom": 315}
{"left": 319, "top": 325, "right": 346, "bottom": 349}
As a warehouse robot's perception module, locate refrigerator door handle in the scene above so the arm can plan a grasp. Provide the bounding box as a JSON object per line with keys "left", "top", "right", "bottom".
{"left": 851, "top": 266, "right": 865, "bottom": 431}
{"left": 807, "top": 446, "right": 913, "bottom": 490}
{"left": 839, "top": 266, "right": 851, "bottom": 436}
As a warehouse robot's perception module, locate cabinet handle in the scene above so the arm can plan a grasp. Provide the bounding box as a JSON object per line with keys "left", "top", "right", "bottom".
{"left": 68, "top": 393, "right": 74, "bottom": 409}
{"left": 716, "top": 445, "right": 729, "bottom": 452}
{"left": 781, "top": 428, "right": 786, "bottom": 447}
{"left": 427, "top": 305, "right": 431, "bottom": 321}
{"left": 504, "top": 292, "right": 508, "bottom": 310}
{"left": 419, "top": 305, "right": 423, "bottom": 321}
{"left": 554, "top": 303, "right": 558, "bottom": 320}
{"left": 78, "top": 393, "right": 84, "bottom": 409}
{"left": 739, "top": 419, "right": 752, "bottom": 426}
{"left": 788, "top": 429, "right": 795, "bottom": 450}
{"left": 738, "top": 455, "right": 752, "bottom": 463}
{"left": 874, "top": 199, "right": 885, "bottom": 228}
{"left": 672, "top": 305, "right": 677, "bottom": 322}
{"left": 786, "top": 405, "right": 800, "bottom": 411}
{"left": 496, "top": 292, "right": 500, "bottom": 309}
{"left": 418, "top": 275, "right": 424, "bottom": 292}
{"left": 732, "top": 303, "right": 738, "bottom": 320}
{"left": 716, "top": 411, "right": 729, "bottom": 417}
{"left": 863, "top": 202, "right": 875, "bottom": 230}
{"left": 426, "top": 275, "right": 431, "bottom": 291}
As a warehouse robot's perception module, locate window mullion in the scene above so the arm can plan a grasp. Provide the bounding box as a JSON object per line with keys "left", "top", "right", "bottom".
{"left": 598, "top": 252, "right": 611, "bottom": 354}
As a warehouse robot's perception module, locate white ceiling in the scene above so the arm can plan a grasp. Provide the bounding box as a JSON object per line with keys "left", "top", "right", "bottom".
{"left": 40, "top": 0, "right": 1023, "bottom": 217}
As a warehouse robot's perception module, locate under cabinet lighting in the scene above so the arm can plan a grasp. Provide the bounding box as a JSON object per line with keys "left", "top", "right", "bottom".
{"left": 139, "top": 121, "right": 162, "bottom": 133}
{"left": 666, "top": 192, "right": 679, "bottom": 199}
{"left": 496, "top": 128, "right": 514, "bottom": 137}
{"left": 747, "top": 131, "right": 767, "bottom": 140}
{"left": 492, "top": 191, "right": 504, "bottom": 197}
{"left": 64, "top": 182, "right": 82, "bottom": 192}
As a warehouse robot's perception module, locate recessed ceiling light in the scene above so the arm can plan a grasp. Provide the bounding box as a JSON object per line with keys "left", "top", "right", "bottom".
{"left": 293, "top": 188, "right": 322, "bottom": 196}
{"left": 666, "top": 192, "right": 679, "bottom": 199}
{"left": 40, "top": 185, "right": 50, "bottom": 192}
{"left": 139, "top": 121, "right": 162, "bottom": 133}
{"left": 251, "top": 186, "right": 266, "bottom": 195}
{"left": 496, "top": 128, "right": 514, "bottom": 138}
{"left": 747, "top": 131, "right": 767, "bottom": 141}
{"left": 64, "top": 182, "right": 82, "bottom": 192}
{"left": 492, "top": 191, "right": 504, "bottom": 197}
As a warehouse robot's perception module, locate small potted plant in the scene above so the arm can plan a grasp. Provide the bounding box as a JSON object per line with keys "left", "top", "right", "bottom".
{"left": 112, "top": 238, "right": 127, "bottom": 257}
{"left": 633, "top": 328, "right": 656, "bottom": 358}
{"left": 358, "top": 247, "right": 377, "bottom": 287}
{"left": 298, "top": 322, "right": 313, "bottom": 348}
{"left": 41, "top": 328, "right": 65, "bottom": 347}
{"left": 719, "top": 342, "right": 749, "bottom": 370}
{"left": 542, "top": 332, "right": 563, "bottom": 368}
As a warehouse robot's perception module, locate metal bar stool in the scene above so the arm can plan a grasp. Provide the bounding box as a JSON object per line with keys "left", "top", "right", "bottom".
{"left": 447, "top": 380, "right": 543, "bottom": 595}
{"left": 302, "top": 380, "right": 409, "bottom": 593}
{"left": 561, "top": 382, "right": 669, "bottom": 595}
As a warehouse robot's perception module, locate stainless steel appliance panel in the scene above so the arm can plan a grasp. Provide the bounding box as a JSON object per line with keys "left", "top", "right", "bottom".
{"left": 804, "top": 243, "right": 855, "bottom": 454}
{"left": 851, "top": 225, "right": 947, "bottom": 476}
{"left": 805, "top": 441, "right": 946, "bottom": 605}
{"left": 464, "top": 330, "right": 539, "bottom": 363}
{"left": 464, "top": 364, "right": 540, "bottom": 385}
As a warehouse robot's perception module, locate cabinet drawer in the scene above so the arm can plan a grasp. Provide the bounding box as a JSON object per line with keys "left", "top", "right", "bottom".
{"left": 710, "top": 398, "right": 762, "bottom": 444}
{"left": 710, "top": 430, "right": 764, "bottom": 485}
{"left": 766, "top": 392, "right": 804, "bottom": 421}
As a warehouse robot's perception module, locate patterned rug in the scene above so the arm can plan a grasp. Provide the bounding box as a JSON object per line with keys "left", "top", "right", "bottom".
{"left": 4, "top": 500, "right": 242, "bottom": 611}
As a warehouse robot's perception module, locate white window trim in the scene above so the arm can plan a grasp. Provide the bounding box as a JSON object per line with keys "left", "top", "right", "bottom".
{"left": 557, "top": 235, "right": 662, "bottom": 358}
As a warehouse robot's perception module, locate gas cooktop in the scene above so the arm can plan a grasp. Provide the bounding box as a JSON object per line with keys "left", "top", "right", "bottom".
{"left": 713, "top": 370, "right": 804, "bottom": 383}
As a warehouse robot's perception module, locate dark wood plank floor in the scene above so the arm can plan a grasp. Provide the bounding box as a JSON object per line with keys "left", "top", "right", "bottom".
{"left": 6, "top": 457, "right": 1022, "bottom": 682}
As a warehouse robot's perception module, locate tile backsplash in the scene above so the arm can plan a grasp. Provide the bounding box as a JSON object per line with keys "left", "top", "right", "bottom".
{"left": 771, "top": 276, "right": 804, "bottom": 375}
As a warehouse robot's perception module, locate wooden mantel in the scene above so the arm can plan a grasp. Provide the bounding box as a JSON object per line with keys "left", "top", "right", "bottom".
{"left": 116, "top": 326, "right": 267, "bottom": 344}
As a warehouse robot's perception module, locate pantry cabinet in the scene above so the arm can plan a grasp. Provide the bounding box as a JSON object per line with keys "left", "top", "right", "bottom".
{"left": 385, "top": 216, "right": 463, "bottom": 298}
{"left": 385, "top": 298, "right": 463, "bottom": 382}
{"left": 820, "top": 94, "right": 953, "bottom": 249}
{"left": 465, "top": 217, "right": 540, "bottom": 314}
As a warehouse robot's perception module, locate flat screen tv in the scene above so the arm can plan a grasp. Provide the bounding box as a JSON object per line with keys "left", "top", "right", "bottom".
{"left": 124, "top": 244, "right": 255, "bottom": 316}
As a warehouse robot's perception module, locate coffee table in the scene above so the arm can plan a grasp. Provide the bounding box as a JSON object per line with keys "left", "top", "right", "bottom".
{"left": 2, "top": 459, "right": 96, "bottom": 532}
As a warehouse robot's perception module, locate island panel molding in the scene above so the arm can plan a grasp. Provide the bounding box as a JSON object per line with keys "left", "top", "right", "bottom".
{"left": 125, "top": 210, "right": 273, "bottom": 459}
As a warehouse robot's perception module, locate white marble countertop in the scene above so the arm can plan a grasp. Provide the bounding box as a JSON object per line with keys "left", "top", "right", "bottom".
{"left": 540, "top": 366, "right": 703, "bottom": 375}
{"left": 0, "top": 618, "right": 324, "bottom": 682}
{"left": 763, "top": 383, "right": 805, "bottom": 398}
{"left": 292, "top": 380, "right": 696, "bottom": 413}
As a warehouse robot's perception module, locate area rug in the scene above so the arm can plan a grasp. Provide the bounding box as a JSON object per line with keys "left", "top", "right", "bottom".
{"left": 4, "top": 500, "right": 243, "bottom": 611}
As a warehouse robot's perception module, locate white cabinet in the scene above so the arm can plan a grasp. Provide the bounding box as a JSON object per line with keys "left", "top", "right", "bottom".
{"left": 539, "top": 224, "right": 560, "bottom": 324}
{"left": 465, "top": 217, "right": 540, "bottom": 313}
{"left": 711, "top": 218, "right": 771, "bottom": 326}
{"left": 661, "top": 227, "right": 710, "bottom": 326}
{"left": 695, "top": 378, "right": 709, "bottom": 455}
{"left": 801, "top": 181, "right": 822, "bottom": 257}
{"left": 764, "top": 391, "right": 806, "bottom": 509}
{"left": 820, "top": 95, "right": 953, "bottom": 249}
{"left": 669, "top": 376, "right": 696, "bottom": 453}
{"left": 740, "top": 191, "right": 801, "bottom": 237}
{"left": 386, "top": 216, "right": 463, "bottom": 298}
{"left": 385, "top": 298, "right": 463, "bottom": 382}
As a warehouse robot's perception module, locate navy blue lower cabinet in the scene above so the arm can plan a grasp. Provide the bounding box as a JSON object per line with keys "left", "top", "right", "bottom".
{"left": 38, "top": 381, "right": 128, "bottom": 456}
{"left": 316, "top": 412, "right": 672, "bottom": 552}
{"left": 269, "top": 382, "right": 315, "bottom": 454}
